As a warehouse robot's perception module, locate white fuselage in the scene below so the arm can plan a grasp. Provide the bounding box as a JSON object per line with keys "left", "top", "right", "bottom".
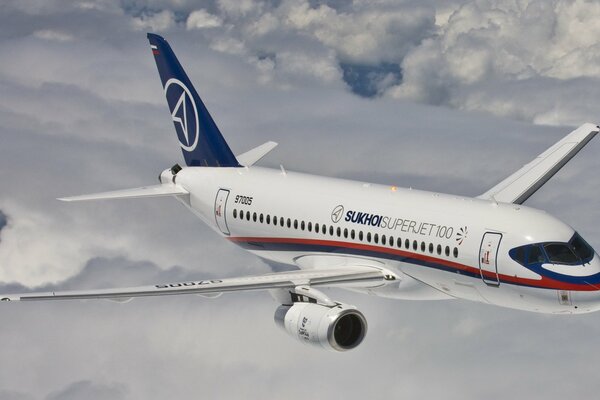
{"left": 166, "top": 166, "right": 600, "bottom": 315}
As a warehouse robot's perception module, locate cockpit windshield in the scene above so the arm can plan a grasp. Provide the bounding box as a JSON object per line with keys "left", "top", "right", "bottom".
{"left": 543, "top": 243, "right": 579, "bottom": 264}
{"left": 571, "top": 233, "right": 594, "bottom": 261}
{"left": 510, "top": 232, "right": 595, "bottom": 267}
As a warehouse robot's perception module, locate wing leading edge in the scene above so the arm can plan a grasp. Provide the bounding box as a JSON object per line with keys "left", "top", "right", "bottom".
{"left": 478, "top": 123, "right": 599, "bottom": 204}
{"left": 0, "top": 267, "right": 390, "bottom": 302}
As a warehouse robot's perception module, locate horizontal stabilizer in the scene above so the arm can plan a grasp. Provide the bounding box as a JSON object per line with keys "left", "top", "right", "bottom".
{"left": 478, "top": 123, "right": 599, "bottom": 204}
{"left": 237, "top": 141, "right": 278, "bottom": 166}
{"left": 58, "top": 183, "right": 188, "bottom": 202}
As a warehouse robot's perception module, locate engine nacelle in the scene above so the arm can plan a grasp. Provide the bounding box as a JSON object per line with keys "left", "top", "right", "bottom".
{"left": 274, "top": 302, "right": 367, "bottom": 351}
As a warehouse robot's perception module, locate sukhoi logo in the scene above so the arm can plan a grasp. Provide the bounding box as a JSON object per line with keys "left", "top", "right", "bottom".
{"left": 165, "top": 78, "right": 199, "bottom": 152}
{"left": 331, "top": 205, "right": 344, "bottom": 223}
{"left": 339, "top": 208, "right": 459, "bottom": 240}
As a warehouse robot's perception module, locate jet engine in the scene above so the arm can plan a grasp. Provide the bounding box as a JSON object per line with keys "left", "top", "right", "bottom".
{"left": 274, "top": 302, "right": 367, "bottom": 351}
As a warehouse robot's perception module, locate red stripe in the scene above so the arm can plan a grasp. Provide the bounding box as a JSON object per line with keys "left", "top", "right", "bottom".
{"left": 152, "top": 49, "right": 159, "bottom": 55}
{"left": 228, "top": 236, "right": 600, "bottom": 292}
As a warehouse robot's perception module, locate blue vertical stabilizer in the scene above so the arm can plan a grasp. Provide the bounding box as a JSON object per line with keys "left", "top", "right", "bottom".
{"left": 147, "top": 33, "right": 240, "bottom": 167}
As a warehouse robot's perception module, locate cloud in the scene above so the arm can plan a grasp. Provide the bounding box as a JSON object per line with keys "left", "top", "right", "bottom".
{"left": 388, "top": 0, "right": 600, "bottom": 125}
{"left": 46, "top": 381, "right": 128, "bottom": 400}
{"left": 186, "top": 9, "right": 223, "bottom": 29}
{"left": 32, "top": 29, "right": 74, "bottom": 42}
{"left": 130, "top": 9, "right": 175, "bottom": 32}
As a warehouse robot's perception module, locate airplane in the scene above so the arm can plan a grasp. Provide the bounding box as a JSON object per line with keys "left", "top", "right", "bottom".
{"left": 2, "top": 33, "right": 600, "bottom": 352}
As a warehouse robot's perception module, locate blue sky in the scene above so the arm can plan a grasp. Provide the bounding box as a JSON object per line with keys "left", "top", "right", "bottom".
{"left": 2, "top": 1, "right": 600, "bottom": 399}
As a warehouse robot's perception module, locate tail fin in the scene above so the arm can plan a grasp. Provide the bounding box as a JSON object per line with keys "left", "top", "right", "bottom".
{"left": 147, "top": 33, "right": 240, "bottom": 167}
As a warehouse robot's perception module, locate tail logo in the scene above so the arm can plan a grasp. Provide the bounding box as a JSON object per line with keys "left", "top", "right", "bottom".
{"left": 164, "top": 78, "right": 199, "bottom": 152}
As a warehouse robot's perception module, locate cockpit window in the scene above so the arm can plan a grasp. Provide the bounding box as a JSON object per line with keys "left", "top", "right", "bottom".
{"left": 570, "top": 233, "right": 594, "bottom": 262}
{"left": 509, "top": 232, "right": 595, "bottom": 267}
{"left": 528, "top": 245, "right": 545, "bottom": 264}
{"left": 509, "top": 244, "right": 546, "bottom": 267}
{"left": 543, "top": 243, "right": 579, "bottom": 265}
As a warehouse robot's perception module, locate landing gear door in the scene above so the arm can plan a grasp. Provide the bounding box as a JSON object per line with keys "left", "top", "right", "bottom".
{"left": 479, "top": 232, "right": 502, "bottom": 286}
{"left": 214, "top": 189, "right": 230, "bottom": 236}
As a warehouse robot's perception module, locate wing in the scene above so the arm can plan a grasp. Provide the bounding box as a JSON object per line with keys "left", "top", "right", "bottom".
{"left": 0, "top": 267, "right": 391, "bottom": 302}
{"left": 58, "top": 183, "right": 189, "bottom": 202}
{"left": 478, "top": 123, "right": 599, "bottom": 204}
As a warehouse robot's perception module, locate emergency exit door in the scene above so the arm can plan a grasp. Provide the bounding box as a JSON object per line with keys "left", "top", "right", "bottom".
{"left": 479, "top": 232, "right": 502, "bottom": 286}
{"left": 214, "top": 189, "right": 230, "bottom": 235}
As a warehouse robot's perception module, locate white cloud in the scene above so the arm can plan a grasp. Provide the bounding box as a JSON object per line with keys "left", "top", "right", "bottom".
{"left": 210, "top": 36, "right": 247, "bottom": 56}
{"left": 388, "top": 0, "right": 600, "bottom": 125}
{"left": 186, "top": 9, "right": 223, "bottom": 30}
{"left": 32, "top": 29, "right": 74, "bottom": 42}
{"left": 131, "top": 9, "right": 175, "bottom": 32}
{"left": 277, "top": 0, "right": 435, "bottom": 64}
{"left": 276, "top": 50, "right": 341, "bottom": 83}
{"left": 217, "top": 0, "right": 261, "bottom": 17}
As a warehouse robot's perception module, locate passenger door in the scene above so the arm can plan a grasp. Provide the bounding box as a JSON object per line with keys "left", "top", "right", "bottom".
{"left": 214, "top": 189, "right": 231, "bottom": 235}
{"left": 479, "top": 232, "right": 502, "bottom": 286}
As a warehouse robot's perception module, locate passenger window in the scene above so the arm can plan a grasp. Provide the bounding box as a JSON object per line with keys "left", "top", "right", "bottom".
{"left": 397, "top": 237, "right": 402, "bottom": 248}
{"left": 413, "top": 240, "right": 417, "bottom": 251}
{"left": 246, "top": 211, "right": 251, "bottom": 221}
{"left": 280, "top": 217, "right": 284, "bottom": 226}
{"left": 429, "top": 243, "right": 433, "bottom": 253}
{"left": 351, "top": 230, "right": 355, "bottom": 240}
{"left": 382, "top": 235, "right": 386, "bottom": 245}
{"left": 301, "top": 221, "right": 305, "bottom": 231}
{"left": 233, "top": 209, "right": 237, "bottom": 219}
{"left": 359, "top": 231, "right": 364, "bottom": 241}
{"left": 294, "top": 220, "right": 298, "bottom": 229}
{"left": 453, "top": 247, "right": 458, "bottom": 258}
{"left": 315, "top": 223, "right": 320, "bottom": 233}
{"left": 337, "top": 227, "right": 341, "bottom": 237}
{"left": 308, "top": 222, "right": 312, "bottom": 232}
{"left": 445, "top": 246, "right": 450, "bottom": 256}
{"left": 374, "top": 233, "right": 379, "bottom": 244}
{"left": 367, "top": 232, "right": 372, "bottom": 243}
{"left": 287, "top": 218, "right": 291, "bottom": 228}
{"left": 259, "top": 213, "right": 264, "bottom": 223}
{"left": 405, "top": 239, "right": 410, "bottom": 249}
{"left": 266, "top": 215, "right": 270, "bottom": 224}
{"left": 344, "top": 228, "right": 348, "bottom": 238}
{"left": 329, "top": 226, "right": 334, "bottom": 236}
{"left": 437, "top": 244, "right": 442, "bottom": 255}
{"left": 273, "top": 216, "right": 277, "bottom": 226}
{"left": 253, "top": 212, "right": 257, "bottom": 222}
{"left": 420, "top": 242, "right": 425, "bottom": 252}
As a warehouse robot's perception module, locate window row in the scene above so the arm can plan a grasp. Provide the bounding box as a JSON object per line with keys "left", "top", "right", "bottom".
{"left": 232, "top": 208, "right": 459, "bottom": 258}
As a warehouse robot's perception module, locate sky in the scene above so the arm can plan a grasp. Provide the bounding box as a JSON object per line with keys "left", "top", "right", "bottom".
{"left": 1, "top": 0, "right": 600, "bottom": 399}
